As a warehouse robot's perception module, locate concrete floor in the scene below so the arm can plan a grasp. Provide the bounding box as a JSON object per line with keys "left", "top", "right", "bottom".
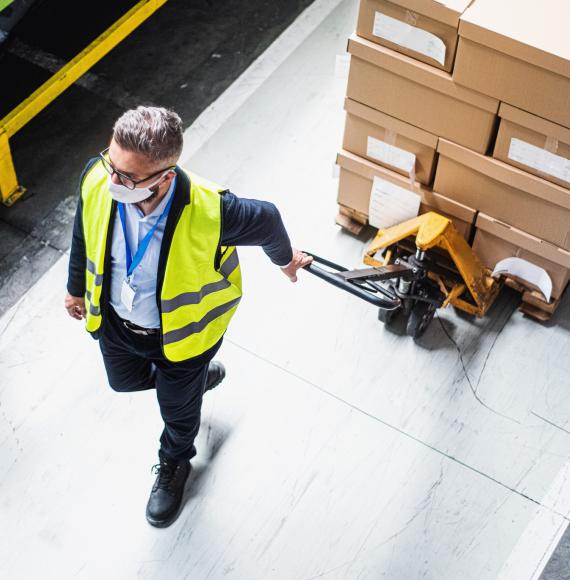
{"left": 1, "top": 0, "right": 569, "bottom": 578}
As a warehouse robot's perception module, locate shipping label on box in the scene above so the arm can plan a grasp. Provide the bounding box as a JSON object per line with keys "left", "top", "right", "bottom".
{"left": 368, "top": 175, "right": 421, "bottom": 228}
{"left": 366, "top": 136, "right": 417, "bottom": 176}
{"left": 372, "top": 12, "right": 447, "bottom": 66}
{"left": 508, "top": 139, "right": 570, "bottom": 185}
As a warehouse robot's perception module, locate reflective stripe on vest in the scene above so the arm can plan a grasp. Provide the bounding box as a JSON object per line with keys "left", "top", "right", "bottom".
{"left": 80, "top": 160, "right": 243, "bottom": 361}
{"left": 86, "top": 258, "right": 104, "bottom": 286}
{"left": 159, "top": 172, "right": 242, "bottom": 362}
{"left": 82, "top": 161, "right": 113, "bottom": 333}
{"left": 160, "top": 249, "right": 240, "bottom": 313}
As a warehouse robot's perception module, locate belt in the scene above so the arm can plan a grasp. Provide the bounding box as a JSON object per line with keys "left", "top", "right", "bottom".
{"left": 109, "top": 305, "right": 160, "bottom": 335}
{"left": 121, "top": 317, "right": 160, "bottom": 335}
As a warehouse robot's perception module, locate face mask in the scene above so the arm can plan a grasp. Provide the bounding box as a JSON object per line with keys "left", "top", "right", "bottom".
{"left": 107, "top": 171, "right": 170, "bottom": 204}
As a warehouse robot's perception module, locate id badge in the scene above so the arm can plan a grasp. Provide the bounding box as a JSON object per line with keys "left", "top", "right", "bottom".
{"left": 121, "top": 277, "right": 136, "bottom": 311}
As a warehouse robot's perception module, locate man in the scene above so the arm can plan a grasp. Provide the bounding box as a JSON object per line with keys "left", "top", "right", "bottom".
{"left": 64, "top": 106, "right": 313, "bottom": 528}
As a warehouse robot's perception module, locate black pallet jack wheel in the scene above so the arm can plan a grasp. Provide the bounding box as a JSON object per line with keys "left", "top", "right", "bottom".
{"left": 378, "top": 307, "right": 399, "bottom": 326}
{"left": 406, "top": 301, "right": 436, "bottom": 339}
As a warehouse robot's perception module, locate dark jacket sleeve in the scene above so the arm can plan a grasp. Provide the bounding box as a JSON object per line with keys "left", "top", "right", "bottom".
{"left": 219, "top": 190, "right": 294, "bottom": 267}
{"left": 66, "top": 158, "right": 99, "bottom": 297}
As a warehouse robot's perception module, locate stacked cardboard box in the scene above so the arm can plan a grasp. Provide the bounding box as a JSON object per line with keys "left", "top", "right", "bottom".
{"left": 337, "top": 0, "right": 487, "bottom": 240}
{"left": 336, "top": 0, "right": 570, "bottom": 310}
{"left": 445, "top": 0, "right": 570, "bottom": 304}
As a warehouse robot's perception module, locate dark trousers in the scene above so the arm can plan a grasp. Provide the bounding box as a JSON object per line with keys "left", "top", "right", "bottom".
{"left": 98, "top": 304, "right": 210, "bottom": 462}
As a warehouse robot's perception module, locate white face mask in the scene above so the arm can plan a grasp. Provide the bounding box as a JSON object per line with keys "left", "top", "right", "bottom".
{"left": 107, "top": 171, "right": 170, "bottom": 204}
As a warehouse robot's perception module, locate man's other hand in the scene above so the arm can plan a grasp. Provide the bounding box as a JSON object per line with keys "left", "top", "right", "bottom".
{"left": 280, "top": 248, "right": 313, "bottom": 282}
{"left": 65, "top": 293, "right": 86, "bottom": 320}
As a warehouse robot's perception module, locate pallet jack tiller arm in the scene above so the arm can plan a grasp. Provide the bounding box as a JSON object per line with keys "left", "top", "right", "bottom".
{"left": 301, "top": 253, "right": 403, "bottom": 310}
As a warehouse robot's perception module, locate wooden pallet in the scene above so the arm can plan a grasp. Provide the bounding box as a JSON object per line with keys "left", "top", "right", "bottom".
{"left": 503, "top": 276, "right": 565, "bottom": 322}
{"left": 335, "top": 204, "right": 567, "bottom": 322}
{"left": 336, "top": 205, "right": 367, "bottom": 235}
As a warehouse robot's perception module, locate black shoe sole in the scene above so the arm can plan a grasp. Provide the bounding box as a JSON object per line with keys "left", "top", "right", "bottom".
{"left": 146, "top": 509, "right": 183, "bottom": 528}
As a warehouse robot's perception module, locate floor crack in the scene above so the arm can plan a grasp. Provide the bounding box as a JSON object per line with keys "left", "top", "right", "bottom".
{"left": 435, "top": 313, "right": 520, "bottom": 424}
{"left": 475, "top": 303, "right": 514, "bottom": 391}
{"left": 531, "top": 412, "right": 570, "bottom": 436}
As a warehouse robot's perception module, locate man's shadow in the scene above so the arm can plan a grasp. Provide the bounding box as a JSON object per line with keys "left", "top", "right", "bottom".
{"left": 182, "top": 418, "right": 233, "bottom": 503}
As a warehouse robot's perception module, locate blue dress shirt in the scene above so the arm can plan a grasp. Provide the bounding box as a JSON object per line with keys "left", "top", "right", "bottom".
{"left": 109, "top": 176, "right": 177, "bottom": 328}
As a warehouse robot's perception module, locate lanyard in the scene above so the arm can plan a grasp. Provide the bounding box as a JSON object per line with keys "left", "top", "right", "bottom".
{"left": 118, "top": 190, "right": 174, "bottom": 278}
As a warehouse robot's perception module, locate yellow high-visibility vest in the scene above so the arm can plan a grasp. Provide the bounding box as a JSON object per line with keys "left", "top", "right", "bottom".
{"left": 81, "top": 159, "right": 242, "bottom": 362}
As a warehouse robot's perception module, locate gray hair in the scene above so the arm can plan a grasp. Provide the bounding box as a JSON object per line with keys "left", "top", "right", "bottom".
{"left": 112, "top": 106, "right": 183, "bottom": 164}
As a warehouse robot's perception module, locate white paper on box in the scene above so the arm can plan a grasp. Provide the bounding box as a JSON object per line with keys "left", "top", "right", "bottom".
{"left": 366, "top": 136, "right": 416, "bottom": 175}
{"left": 373, "top": 12, "right": 446, "bottom": 66}
{"left": 334, "top": 53, "right": 351, "bottom": 79}
{"left": 368, "top": 176, "right": 421, "bottom": 229}
{"left": 492, "top": 257, "right": 553, "bottom": 302}
{"left": 508, "top": 138, "right": 570, "bottom": 185}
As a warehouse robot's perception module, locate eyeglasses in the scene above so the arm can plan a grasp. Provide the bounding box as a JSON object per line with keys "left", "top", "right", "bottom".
{"left": 99, "top": 147, "right": 175, "bottom": 190}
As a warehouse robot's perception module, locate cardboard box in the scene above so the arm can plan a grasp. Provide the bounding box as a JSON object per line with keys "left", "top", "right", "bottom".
{"left": 494, "top": 103, "right": 570, "bottom": 190}
{"left": 356, "top": 0, "right": 473, "bottom": 72}
{"left": 346, "top": 34, "right": 498, "bottom": 153}
{"left": 337, "top": 149, "right": 475, "bottom": 239}
{"left": 434, "top": 138, "right": 570, "bottom": 250}
{"left": 453, "top": 0, "right": 570, "bottom": 128}
{"left": 342, "top": 97, "right": 438, "bottom": 185}
{"left": 473, "top": 214, "right": 570, "bottom": 300}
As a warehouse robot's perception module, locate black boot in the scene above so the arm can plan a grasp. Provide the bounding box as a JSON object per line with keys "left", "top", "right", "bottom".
{"left": 205, "top": 360, "right": 226, "bottom": 392}
{"left": 146, "top": 449, "right": 191, "bottom": 527}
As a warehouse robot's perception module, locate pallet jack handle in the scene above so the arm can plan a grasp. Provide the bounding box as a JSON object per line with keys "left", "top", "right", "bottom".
{"left": 301, "top": 251, "right": 401, "bottom": 310}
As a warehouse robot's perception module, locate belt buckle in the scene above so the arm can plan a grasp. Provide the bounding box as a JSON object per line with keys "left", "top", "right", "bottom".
{"left": 123, "top": 320, "right": 149, "bottom": 335}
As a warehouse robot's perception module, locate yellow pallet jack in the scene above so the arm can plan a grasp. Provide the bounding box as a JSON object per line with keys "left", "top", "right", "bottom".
{"left": 303, "top": 212, "right": 502, "bottom": 338}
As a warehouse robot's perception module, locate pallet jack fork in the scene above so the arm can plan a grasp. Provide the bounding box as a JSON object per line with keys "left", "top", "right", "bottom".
{"left": 303, "top": 212, "right": 502, "bottom": 339}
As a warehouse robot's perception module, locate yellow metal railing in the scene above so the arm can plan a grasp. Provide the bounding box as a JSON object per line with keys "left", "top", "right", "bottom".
{"left": 0, "top": 0, "right": 16, "bottom": 13}
{"left": 0, "top": 0, "right": 168, "bottom": 206}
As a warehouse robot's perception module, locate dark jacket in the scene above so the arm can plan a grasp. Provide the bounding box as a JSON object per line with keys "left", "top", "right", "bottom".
{"left": 67, "top": 157, "right": 294, "bottom": 366}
